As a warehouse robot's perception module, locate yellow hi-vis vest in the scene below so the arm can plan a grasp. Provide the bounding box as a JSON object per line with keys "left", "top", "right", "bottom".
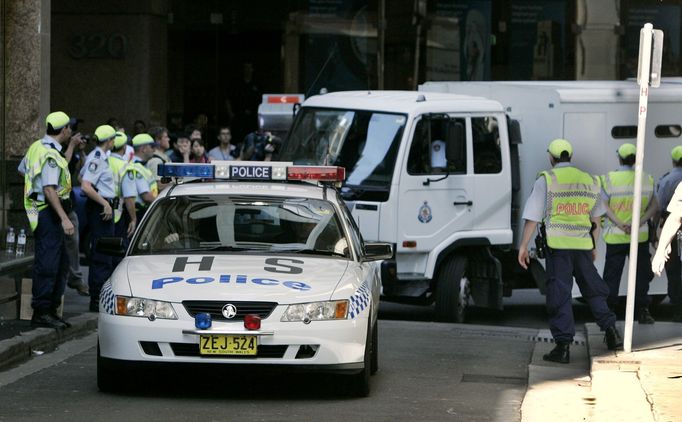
{"left": 600, "top": 170, "right": 654, "bottom": 244}
{"left": 542, "top": 167, "right": 601, "bottom": 250}
{"left": 23, "top": 140, "right": 72, "bottom": 231}
{"left": 107, "top": 154, "right": 131, "bottom": 224}
{"left": 132, "top": 161, "right": 158, "bottom": 200}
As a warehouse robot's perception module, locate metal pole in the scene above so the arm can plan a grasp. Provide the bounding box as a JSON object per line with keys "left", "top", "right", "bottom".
{"left": 624, "top": 23, "right": 653, "bottom": 353}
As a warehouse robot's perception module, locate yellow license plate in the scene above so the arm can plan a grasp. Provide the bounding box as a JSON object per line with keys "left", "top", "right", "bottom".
{"left": 199, "top": 335, "right": 258, "bottom": 356}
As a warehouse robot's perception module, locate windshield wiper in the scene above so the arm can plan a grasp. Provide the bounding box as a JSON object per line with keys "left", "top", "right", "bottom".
{"left": 174, "top": 246, "right": 250, "bottom": 253}
{"left": 276, "top": 248, "right": 347, "bottom": 258}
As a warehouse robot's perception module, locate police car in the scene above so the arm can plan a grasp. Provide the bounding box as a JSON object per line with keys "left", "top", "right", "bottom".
{"left": 96, "top": 161, "right": 392, "bottom": 396}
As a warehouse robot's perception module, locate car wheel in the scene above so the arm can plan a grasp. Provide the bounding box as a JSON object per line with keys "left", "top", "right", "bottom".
{"left": 97, "top": 343, "right": 122, "bottom": 393}
{"left": 370, "top": 319, "right": 378, "bottom": 375}
{"left": 347, "top": 318, "right": 371, "bottom": 397}
{"left": 434, "top": 255, "right": 469, "bottom": 323}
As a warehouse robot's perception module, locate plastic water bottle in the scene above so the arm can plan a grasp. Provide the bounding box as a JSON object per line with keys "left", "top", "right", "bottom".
{"left": 5, "top": 227, "right": 15, "bottom": 254}
{"left": 16, "top": 229, "right": 26, "bottom": 256}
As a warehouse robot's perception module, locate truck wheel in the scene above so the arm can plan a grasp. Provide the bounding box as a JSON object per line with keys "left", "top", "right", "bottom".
{"left": 434, "top": 255, "right": 469, "bottom": 323}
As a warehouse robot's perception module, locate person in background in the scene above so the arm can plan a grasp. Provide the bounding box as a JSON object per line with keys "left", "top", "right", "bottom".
{"left": 518, "top": 139, "right": 622, "bottom": 364}
{"left": 146, "top": 126, "right": 171, "bottom": 191}
{"left": 22, "top": 111, "right": 76, "bottom": 328}
{"left": 190, "top": 138, "right": 210, "bottom": 163}
{"left": 651, "top": 146, "right": 682, "bottom": 322}
{"left": 167, "top": 132, "right": 191, "bottom": 163}
{"left": 132, "top": 119, "right": 146, "bottom": 137}
{"left": 80, "top": 125, "right": 117, "bottom": 312}
{"left": 600, "top": 143, "right": 657, "bottom": 323}
{"left": 208, "top": 126, "right": 237, "bottom": 161}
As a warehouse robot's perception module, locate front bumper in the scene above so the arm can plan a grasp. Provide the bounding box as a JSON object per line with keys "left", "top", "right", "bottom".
{"left": 98, "top": 304, "right": 368, "bottom": 367}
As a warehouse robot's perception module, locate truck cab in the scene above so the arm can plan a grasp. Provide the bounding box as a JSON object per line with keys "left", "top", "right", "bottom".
{"left": 279, "top": 91, "right": 521, "bottom": 322}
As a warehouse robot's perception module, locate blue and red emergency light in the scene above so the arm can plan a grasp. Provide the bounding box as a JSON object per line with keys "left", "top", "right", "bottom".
{"left": 159, "top": 162, "right": 346, "bottom": 183}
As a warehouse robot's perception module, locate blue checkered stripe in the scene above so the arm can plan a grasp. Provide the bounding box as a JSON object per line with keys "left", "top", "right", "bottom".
{"left": 348, "top": 281, "right": 371, "bottom": 319}
{"left": 100, "top": 281, "right": 115, "bottom": 315}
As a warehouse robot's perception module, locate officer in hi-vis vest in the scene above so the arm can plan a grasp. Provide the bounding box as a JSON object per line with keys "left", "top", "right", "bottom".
{"left": 600, "top": 143, "right": 657, "bottom": 324}
{"left": 80, "top": 124, "right": 117, "bottom": 311}
{"left": 518, "top": 139, "right": 622, "bottom": 364}
{"left": 23, "top": 111, "right": 76, "bottom": 328}
{"left": 108, "top": 132, "right": 138, "bottom": 260}
{"left": 131, "top": 134, "right": 159, "bottom": 222}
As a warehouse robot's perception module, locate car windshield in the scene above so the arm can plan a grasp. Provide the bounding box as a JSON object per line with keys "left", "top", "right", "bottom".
{"left": 279, "top": 107, "right": 406, "bottom": 201}
{"left": 131, "top": 195, "right": 350, "bottom": 258}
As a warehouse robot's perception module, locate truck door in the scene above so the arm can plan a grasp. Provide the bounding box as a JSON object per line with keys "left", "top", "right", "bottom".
{"left": 396, "top": 115, "right": 473, "bottom": 275}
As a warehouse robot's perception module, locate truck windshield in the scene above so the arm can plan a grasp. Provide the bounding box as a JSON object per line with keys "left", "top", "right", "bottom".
{"left": 280, "top": 107, "right": 406, "bottom": 201}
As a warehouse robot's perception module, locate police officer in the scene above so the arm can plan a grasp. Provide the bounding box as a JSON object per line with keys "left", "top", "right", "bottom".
{"left": 131, "top": 133, "right": 159, "bottom": 222}
{"left": 518, "top": 139, "right": 622, "bottom": 363}
{"left": 600, "top": 143, "right": 657, "bottom": 324}
{"left": 651, "top": 146, "right": 682, "bottom": 322}
{"left": 80, "top": 124, "right": 117, "bottom": 311}
{"left": 108, "top": 132, "right": 138, "bottom": 254}
{"left": 23, "top": 111, "right": 75, "bottom": 328}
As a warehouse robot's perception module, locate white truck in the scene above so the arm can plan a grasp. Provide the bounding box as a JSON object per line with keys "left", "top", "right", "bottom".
{"left": 278, "top": 81, "right": 682, "bottom": 322}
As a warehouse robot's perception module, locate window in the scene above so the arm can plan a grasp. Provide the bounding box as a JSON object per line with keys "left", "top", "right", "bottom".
{"left": 655, "top": 125, "right": 682, "bottom": 138}
{"left": 611, "top": 126, "right": 637, "bottom": 139}
{"left": 472, "top": 116, "right": 502, "bottom": 174}
{"left": 407, "top": 116, "right": 466, "bottom": 175}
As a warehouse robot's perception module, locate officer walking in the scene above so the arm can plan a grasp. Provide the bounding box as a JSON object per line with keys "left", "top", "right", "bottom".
{"left": 80, "top": 124, "right": 117, "bottom": 311}
{"left": 131, "top": 133, "right": 159, "bottom": 222}
{"left": 23, "top": 111, "right": 75, "bottom": 328}
{"left": 651, "top": 146, "right": 682, "bottom": 322}
{"left": 600, "top": 143, "right": 657, "bottom": 324}
{"left": 108, "top": 132, "right": 138, "bottom": 247}
{"left": 518, "top": 139, "right": 622, "bottom": 364}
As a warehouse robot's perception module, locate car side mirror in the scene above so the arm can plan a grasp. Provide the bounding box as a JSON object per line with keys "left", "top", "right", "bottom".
{"left": 445, "top": 120, "right": 465, "bottom": 165}
{"left": 363, "top": 242, "right": 393, "bottom": 261}
{"left": 96, "top": 237, "right": 126, "bottom": 257}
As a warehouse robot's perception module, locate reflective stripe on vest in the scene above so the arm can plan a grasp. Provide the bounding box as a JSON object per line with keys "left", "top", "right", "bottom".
{"left": 23, "top": 140, "right": 72, "bottom": 231}
{"left": 543, "top": 167, "right": 600, "bottom": 250}
{"left": 601, "top": 170, "right": 654, "bottom": 244}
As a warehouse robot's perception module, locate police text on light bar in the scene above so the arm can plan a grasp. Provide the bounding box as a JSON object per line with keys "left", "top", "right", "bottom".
{"left": 158, "top": 162, "right": 345, "bottom": 182}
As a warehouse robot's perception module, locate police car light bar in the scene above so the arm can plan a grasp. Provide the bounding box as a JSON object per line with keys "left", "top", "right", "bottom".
{"left": 159, "top": 162, "right": 345, "bottom": 183}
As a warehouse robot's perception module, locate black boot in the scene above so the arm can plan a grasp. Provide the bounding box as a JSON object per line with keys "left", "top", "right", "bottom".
{"left": 31, "top": 312, "right": 67, "bottom": 329}
{"left": 637, "top": 307, "right": 655, "bottom": 324}
{"left": 543, "top": 342, "right": 570, "bottom": 364}
{"left": 604, "top": 326, "right": 623, "bottom": 351}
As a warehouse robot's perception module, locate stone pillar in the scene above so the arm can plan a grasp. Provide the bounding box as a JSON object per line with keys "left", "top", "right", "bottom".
{"left": 4, "top": 0, "right": 49, "bottom": 158}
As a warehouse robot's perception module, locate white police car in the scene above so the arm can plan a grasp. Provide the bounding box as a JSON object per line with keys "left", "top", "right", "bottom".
{"left": 96, "top": 162, "right": 392, "bottom": 396}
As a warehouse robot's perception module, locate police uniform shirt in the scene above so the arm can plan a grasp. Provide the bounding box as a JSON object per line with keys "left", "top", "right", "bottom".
{"left": 656, "top": 167, "right": 682, "bottom": 210}
{"left": 82, "top": 146, "right": 116, "bottom": 199}
{"left": 20, "top": 136, "right": 67, "bottom": 202}
{"left": 111, "top": 153, "right": 137, "bottom": 199}
{"left": 522, "top": 162, "right": 606, "bottom": 222}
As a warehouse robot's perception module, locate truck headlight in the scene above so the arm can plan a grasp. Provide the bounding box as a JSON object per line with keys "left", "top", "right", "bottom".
{"left": 115, "top": 296, "right": 178, "bottom": 319}
{"left": 281, "top": 300, "right": 348, "bottom": 322}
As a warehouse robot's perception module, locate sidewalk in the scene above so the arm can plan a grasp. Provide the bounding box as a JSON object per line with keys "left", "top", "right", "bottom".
{"left": 0, "top": 285, "right": 98, "bottom": 371}
{"left": 523, "top": 320, "right": 682, "bottom": 421}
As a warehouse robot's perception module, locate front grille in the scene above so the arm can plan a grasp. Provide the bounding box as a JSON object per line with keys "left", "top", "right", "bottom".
{"left": 140, "top": 341, "right": 162, "bottom": 356}
{"left": 170, "top": 343, "right": 288, "bottom": 359}
{"left": 183, "top": 301, "right": 278, "bottom": 321}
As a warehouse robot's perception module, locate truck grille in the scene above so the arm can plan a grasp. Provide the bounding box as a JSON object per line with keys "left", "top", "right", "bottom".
{"left": 182, "top": 301, "right": 278, "bottom": 321}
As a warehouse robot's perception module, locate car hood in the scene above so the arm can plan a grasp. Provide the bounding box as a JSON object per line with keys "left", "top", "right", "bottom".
{"left": 119, "top": 254, "right": 350, "bottom": 304}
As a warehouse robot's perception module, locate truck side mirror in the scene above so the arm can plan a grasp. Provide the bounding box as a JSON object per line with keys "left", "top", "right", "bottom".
{"left": 508, "top": 119, "right": 522, "bottom": 144}
{"left": 96, "top": 237, "right": 126, "bottom": 257}
{"left": 445, "top": 120, "right": 465, "bottom": 165}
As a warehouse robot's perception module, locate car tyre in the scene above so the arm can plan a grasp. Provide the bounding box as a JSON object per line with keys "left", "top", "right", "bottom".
{"left": 434, "top": 255, "right": 468, "bottom": 323}
{"left": 97, "top": 343, "right": 123, "bottom": 393}
{"left": 347, "top": 318, "right": 371, "bottom": 397}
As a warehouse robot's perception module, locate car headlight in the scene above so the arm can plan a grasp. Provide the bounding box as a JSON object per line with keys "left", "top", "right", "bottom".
{"left": 281, "top": 300, "right": 348, "bottom": 322}
{"left": 115, "top": 296, "right": 178, "bottom": 320}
